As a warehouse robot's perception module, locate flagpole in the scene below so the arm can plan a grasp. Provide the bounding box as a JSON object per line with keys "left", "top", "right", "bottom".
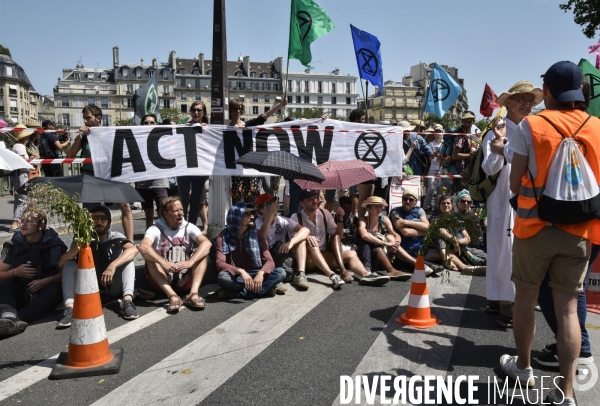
{"left": 283, "top": 0, "right": 293, "bottom": 116}
{"left": 365, "top": 81, "right": 369, "bottom": 123}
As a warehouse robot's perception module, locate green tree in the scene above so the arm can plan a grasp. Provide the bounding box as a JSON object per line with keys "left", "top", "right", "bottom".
{"left": 560, "top": 0, "right": 600, "bottom": 38}
{"left": 0, "top": 44, "right": 11, "bottom": 57}
{"left": 160, "top": 108, "right": 185, "bottom": 124}
{"left": 475, "top": 118, "right": 491, "bottom": 132}
{"left": 115, "top": 118, "right": 135, "bottom": 126}
{"left": 423, "top": 113, "right": 457, "bottom": 131}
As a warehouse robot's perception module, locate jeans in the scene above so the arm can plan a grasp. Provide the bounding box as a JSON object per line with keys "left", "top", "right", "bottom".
{"left": 177, "top": 175, "right": 208, "bottom": 226}
{"left": 0, "top": 279, "right": 62, "bottom": 322}
{"left": 537, "top": 244, "right": 600, "bottom": 354}
{"left": 286, "top": 181, "right": 302, "bottom": 217}
{"left": 217, "top": 268, "right": 286, "bottom": 299}
{"left": 61, "top": 260, "right": 136, "bottom": 305}
{"left": 357, "top": 239, "right": 375, "bottom": 269}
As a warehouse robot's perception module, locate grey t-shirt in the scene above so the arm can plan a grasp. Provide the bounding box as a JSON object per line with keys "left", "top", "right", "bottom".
{"left": 137, "top": 178, "right": 169, "bottom": 189}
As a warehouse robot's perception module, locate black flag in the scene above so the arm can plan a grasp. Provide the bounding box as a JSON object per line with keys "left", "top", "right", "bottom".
{"left": 133, "top": 74, "right": 160, "bottom": 125}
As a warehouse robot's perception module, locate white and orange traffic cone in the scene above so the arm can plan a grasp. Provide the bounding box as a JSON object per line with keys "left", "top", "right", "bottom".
{"left": 396, "top": 256, "right": 441, "bottom": 328}
{"left": 586, "top": 256, "right": 600, "bottom": 314}
{"left": 50, "top": 245, "right": 123, "bottom": 379}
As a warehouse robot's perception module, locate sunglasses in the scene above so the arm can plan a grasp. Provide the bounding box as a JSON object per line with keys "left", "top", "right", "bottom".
{"left": 143, "top": 120, "right": 157, "bottom": 125}
{"left": 402, "top": 197, "right": 416, "bottom": 202}
{"left": 190, "top": 108, "right": 204, "bottom": 113}
{"left": 231, "top": 107, "right": 244, "bottom": 111}
{"left": 91, "top": 215, "right": 108, "bottom": 222}
{"left": 460, "top": 199, "right": 472, "bottom": 204}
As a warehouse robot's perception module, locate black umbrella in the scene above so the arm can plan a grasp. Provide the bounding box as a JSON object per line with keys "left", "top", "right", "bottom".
{"left": 236, "top": 151, "right": 325, "bottom": 182}
{"left": 17, "top": 174, "right": 144, "bottom": 203}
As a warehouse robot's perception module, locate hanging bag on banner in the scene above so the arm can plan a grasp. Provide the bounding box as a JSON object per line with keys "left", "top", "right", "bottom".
{"left": 532, "top": 115, "right": 600, "bottom": 224}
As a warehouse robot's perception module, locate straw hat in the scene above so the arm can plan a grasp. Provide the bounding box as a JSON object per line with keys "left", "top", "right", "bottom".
{"left": 12, "top": 124, "right": 34, "bottom": 141}
{"left": 362, "top": 196, "right": 388, "bottom": 208}
{"left": 496, "top": 80, "right": 543, "bottom": 107}
{"left": 26, "top": 120, "right": 41, "bottom": 128}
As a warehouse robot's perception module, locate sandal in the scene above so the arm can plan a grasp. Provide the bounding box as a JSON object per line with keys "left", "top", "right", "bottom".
{"left": 340, "top": 272, "right": 353, "bottom": 283}
{"left": 167, "top": 294, "right": 181, "bottom": 313}
{"left": 183, "top": 292, "right": 206, "bottom": 310}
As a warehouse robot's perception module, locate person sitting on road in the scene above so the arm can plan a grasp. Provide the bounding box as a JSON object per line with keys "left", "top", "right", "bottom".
{"left": 452, "top": 190, "right": 487, "bottom": 265}
{"left": 215, "top": 202, "right": 286, "bottom": 300}
{"left": 138, "top": 196, "right": 212, "bottom": 313}
{"left": 291, "top": 189, "right": 389, "bottom": 288}
{"left": 338, "top": 196, "right": 358, "bottom": 250}
{"left": 388, "top": 188, "right": 439, "bottom": 275}
{"left": 255, "top": 193, "right": 310, "bottom": 291}
{"left": 358, "top": 197, "right": 412, "bottom": 282}
{"left": 57, "top": 206, "right": 140, "bottom": 328}
{"left": 0, "top": 209, "right": 67, "bottom": 336}
{"left": 424, "top": 195, "right": 486, "bottom": 276}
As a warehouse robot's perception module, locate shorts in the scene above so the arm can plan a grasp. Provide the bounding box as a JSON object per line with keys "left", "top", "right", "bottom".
{"left": 138, "top": 188, "right": 169, "bottom": 210}
{"left": 306, "top": 249, "right": 337, "bottom": 271}
{"left": 512, "top": 226, "right": 591, "bottom": 294}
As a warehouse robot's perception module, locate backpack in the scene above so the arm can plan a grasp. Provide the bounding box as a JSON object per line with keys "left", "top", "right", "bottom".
{"left": 531, "top": 114, "right": 600, "bottom": 224}
{"left": 38, "top": 133, "right": 55, "bottom": 159}
{"left": 468, "top": 135, "right": 505, "bottom": 203}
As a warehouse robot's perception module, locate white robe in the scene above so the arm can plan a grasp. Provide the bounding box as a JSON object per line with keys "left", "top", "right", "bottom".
{"left": 481, "top": 118, "right": 516, "bottom": 301}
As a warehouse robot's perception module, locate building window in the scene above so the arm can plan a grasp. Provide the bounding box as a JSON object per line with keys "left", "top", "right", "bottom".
{"left": 403, "top": 110, "right": 408, "bottom": 119}
{"left": 163, "top": 85, "right": 170, "bottom": 94}
{"left": 102, "top": 115, "right": 111, "bottom": 127}
{"left": 332, "top": 108, "right": 337, "bottom": 117}
{"left": 235, "top": 71, "right": 243, "bottom": 77}
{"left": 332, "top": 83, "right": 336, "bottom": 93}
{"left": 125, "top": 98, "right": 133, "bottom": 108}
{"left": 252, "top": 106, "right": 259, "bottom": 114}
{"left": 264, "top": 94, "right": 270, "bottom": 103}
{"left": 87, "top": 74, "right": 94, "bottom": 82}
{"left": 403, "top": 99, "right": 407, "bottom": 107}
{"left": 88, "top": 97, "right": 96, "bottom": 106}
{"left": 163, "top": 99, "right": 171, "bottom": 108}
{"left": 274, "top": 84, "right": 278, "bottom": 91}
{"left": 273, "top": 73, "right": 279, "bottom": 79}
{"left": 296, "top": 96, "right": 301, "bottom": 104}
{"left": 162, "top": 69, "right": 169, "bottom": 79}
{"left": 253, "top": 94, "right": 258, "bottom": 103}
{"left": 318, "top": 96, "right": 323, "bottom": 104}
{"left": 195, "top": 93, "right": 202, "bottom": 100}
{"left": 62, "top": 113, "right": 71, "bottom": 127}
{"left": 250, "top": 72, "right": 256, "bottom": 78}
{"left": 239, "top": 95, "right": 245, "bottom": 102}
{"left": 305, "top": 81, "right": 310, "bottom": 92}
{"left": 180, "top": 92, "right": 187, "bottom": 101}
{"left": 178, "top": 68, "right": 185, "bottom": 75}
{"left": 260, "top": 72, "right": 267, "bottom": 78}
{"left": 8, "top": 86, "right": 17, "bottom": 97}
{"left": 123, "top": 68, "right": 129, "bottom": 77}
{"left": 392, "top": 109, "right": 396, "bottom": 117}
{"left": 148, "top": 70, "right": 153, "bottom": 78}
{"left": 304, "top": 96, "right": 310, "bottom": 104}
{"left": 101, "top": 98, "right": 108, "bottom": 108}
{"left": 346, "top": 83, "right": 351, "bottom": 94}
{"left": 207, "top": 70, "right": 212, "bottom": 76}
{"left": 288, "top": 80, "right": 292, "bottom": 92}
{"left": 392, "top": 99, "right": 396, "bottom": 107}
{"left": 402, "top": 89, "right": 406, "bottom": 96}
{"left": 125, "top": 84, "right": 134, "bottom": 94}
{"left": 332, "top": 97, "right": 337, "bottom": 105}
{"left": 287, "top": 96, "right": 293, "bottom": 103}
{"left": 264, "top": 106, "right": 270, "bottom": 114}
{"left": 10, "top": 100, "right": 18, "bottom": 113}
{"left": 193, "top": 69, "right": 200, "bottom": 75}
{"left": 74, "top": 72, "right": 80, "bottom": 81}
{"left": 318, "top": 82, "right": 322, "bottom": 93}
{"left": 181, "top": 104, "right": 188, "bottom": 113}
{"left": 61, "top": 96, "right": 69, "bottom": 107}
{"left": 5, "top": 66, "right": 13, "bottom": 76}
{"left": 346, "top": 97, "right": 351, "bottom": 105}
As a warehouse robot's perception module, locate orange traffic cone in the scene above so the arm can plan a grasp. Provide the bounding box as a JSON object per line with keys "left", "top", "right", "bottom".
{"left": 49, "top": 244, "right": 123, "bottom": 380}
{"left": 586, "top": 255, "right": 600, "bottom": 314}
{"left": 396, "top": 256, "right": 441, "bottom": 328}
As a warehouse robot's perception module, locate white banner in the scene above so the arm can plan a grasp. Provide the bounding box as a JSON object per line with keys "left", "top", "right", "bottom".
{"left": 88, "top": 119, "right": 404, "bottom": 182}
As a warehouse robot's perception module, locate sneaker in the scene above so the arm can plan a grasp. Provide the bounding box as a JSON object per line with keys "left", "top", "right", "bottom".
{"left": 265, "top": 286, "right": 277, "bottom": 297}
{"left": 462, "top": 266, "right": 486, "bottom": 276}
{"left": 534, "top": 304, "right": 542, "bottom": 312}
{"left": 486, "top": 300, "right": 500, "bottom": 313}
{"left": 543, "top": 343, "right": 557, "bottom": 354}
{"left": 424, "top": 265, "right": 434, "bottom": 277}
{"left": 274, "top": 283, "right": 288, "bottom": 295}
{"left": 0, "top": 317, "right": 27, "bottom": 336}
{"left": 120, "top": 300, "right": 139, "bottom": 320}
{"left": 330, "top": 274, "right": 345, "bottom": 289}
{"left": 359, "top": 273, "right": 390, "bottom": 287}
{"left": 292, "top": 272, "right": 310, "bottom": 290}
{"left": 340, "top": 272, "right": 353, "bottom": 283}
{"left": 499, "top": 355, "right": 536, "bottom": 387}
{"left": 387, "top": 269, "right": 412, "bottom": 282}
{"left": 498, "top": 313, "right": 513, "bottom": 328}
{"left": 134, "top": 288, "right": 156, "bottom": 300}
{"left": 217, "top": 289, "right": 237, "bottom": 300}
{"left": 56, "top": 307, "right": 73, "bottom": 329}
{"left": 535, "top": 352, "right": 559, "bottom": 368}
{"left": 544, "top": 388, "right": 576, "bottom": 405}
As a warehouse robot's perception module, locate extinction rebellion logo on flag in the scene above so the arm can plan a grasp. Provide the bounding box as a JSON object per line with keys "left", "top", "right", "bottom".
{"left": 145, "top": 83, "right": 159, "bottom": 117}
{"left": 431, "top": 79, "right": 451, "bottom": 102}
{"left": 356, "top": 48, "right": 378, "bottom": 76}
{"left": 586, "top": 73, "right": 600, "bottom": 100}
{"left": 297, "top": 11, "right": 312, "bottom": 43}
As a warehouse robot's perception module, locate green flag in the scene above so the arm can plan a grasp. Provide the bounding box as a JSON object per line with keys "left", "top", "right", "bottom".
{"left": 579, "top": 58, "right": 600, "bottom": 118}
{"left": 288, "top": 0, "right": 334, "bottom": 69}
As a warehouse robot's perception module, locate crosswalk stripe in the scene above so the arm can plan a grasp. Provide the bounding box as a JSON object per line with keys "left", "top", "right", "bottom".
{"left": 0, "top": 284, "right": 220, "bottom": 402}
{"left": 331, "top": 274, "right": 473, "bottom": 406}
{"left": 92, "top": 275, "right": 334, "bottom": 406}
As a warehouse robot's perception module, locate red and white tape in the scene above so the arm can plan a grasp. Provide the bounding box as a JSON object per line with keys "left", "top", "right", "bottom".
{"left": 28, "top": 158, "right": 92, "bottom": 165}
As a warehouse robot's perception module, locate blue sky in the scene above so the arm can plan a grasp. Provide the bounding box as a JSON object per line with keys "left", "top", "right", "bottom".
{"left": 1, "top": 0, "right": 597, "bottom": 117}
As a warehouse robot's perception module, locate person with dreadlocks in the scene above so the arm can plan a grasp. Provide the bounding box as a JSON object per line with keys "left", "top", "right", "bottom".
{"left": 215, "top": 202, "right": 286, "bottom": 300}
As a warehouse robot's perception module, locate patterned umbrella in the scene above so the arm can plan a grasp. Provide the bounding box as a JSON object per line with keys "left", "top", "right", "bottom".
{"left": 235, "top": 151, "right": 325, "bottom": 182}
{"left": 294, "top": 159, "right": 376, "bottom": 190}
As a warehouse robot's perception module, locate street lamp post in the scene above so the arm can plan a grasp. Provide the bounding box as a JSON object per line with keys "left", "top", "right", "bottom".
{"left": 415, "top": 87, "right": 424, "bottom": 121}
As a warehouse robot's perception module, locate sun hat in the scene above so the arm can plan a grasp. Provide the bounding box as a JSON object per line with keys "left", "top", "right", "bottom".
{"left": 541, "top": 61, "right": 584, "bottom": 103}
{"left": 402, "top": 188, "right": 418, "bottom": 199}
{"left": 398, "top": 120, "right": 416, "bottom": 131}
{"left": 433, "top": 123, "right": 444, "bottom": 132}
{"left": 496, "top": 80, "right": 543, "bottom": 107}
{"left": 362, "top": 196, "right": 388, "bottom": 208}
{"left": 12, "top": 124, "right": 34, "bottom": 141}
{"left": 461, "top": 111, "right": 476, "bottom": 120}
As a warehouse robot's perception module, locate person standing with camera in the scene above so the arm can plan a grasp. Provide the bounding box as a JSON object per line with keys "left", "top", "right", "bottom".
{"left": 39, "top": 120, "right": 70, "bottom": 177}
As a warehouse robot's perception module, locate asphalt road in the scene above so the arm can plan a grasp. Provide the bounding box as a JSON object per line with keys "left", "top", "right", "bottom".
{"left": 1, "top": 216, "right": 599, "bottom": 405}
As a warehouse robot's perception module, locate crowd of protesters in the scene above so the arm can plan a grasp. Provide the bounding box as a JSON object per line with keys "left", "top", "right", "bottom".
{"left": 0, "top": 59, "right": 598, "bottom": 406}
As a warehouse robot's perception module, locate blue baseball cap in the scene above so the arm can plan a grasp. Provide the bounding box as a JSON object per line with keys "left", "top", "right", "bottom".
{"left": 541, "top": 61, "right": 584, "bottom": 103}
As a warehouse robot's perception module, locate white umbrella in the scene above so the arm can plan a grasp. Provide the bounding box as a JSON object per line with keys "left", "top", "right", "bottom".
{"left": 0, "top": 147, "right": 33, "bottom": 171}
